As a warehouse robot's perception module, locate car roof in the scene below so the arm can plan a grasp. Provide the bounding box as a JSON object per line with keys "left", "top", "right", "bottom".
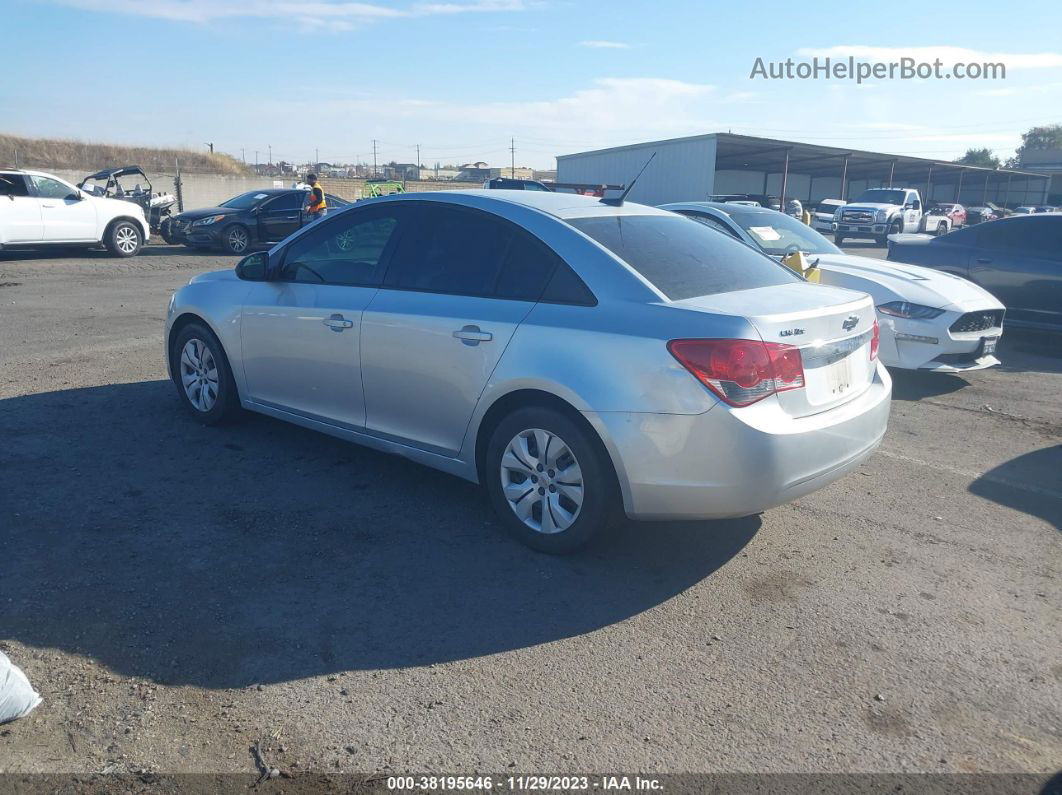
{"left": 382, "top": 189, "right": 674, "bottom": 220}
{"left": 659, "top": 200, "right": 777, "bottom": 219}
{"left": 83, "top": 165, "right": 146, "bottom": 180}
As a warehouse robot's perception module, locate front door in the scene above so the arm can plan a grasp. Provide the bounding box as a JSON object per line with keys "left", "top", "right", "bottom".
{"left": 31, "top": 175, "right": 97, "bottom": 241}
{"left": 240, "top": 204, "right": 406, "bottom": 428}
{"left": 0, "top": 174, "right": 43, "bottom": 242}
{"left": 360, "top": 204, "right": 556, "bottom": 455}
{"left": 257, "top": 191, "right": 306, "bottom": 243}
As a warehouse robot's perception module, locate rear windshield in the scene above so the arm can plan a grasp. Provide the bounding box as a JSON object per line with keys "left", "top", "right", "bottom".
{"left": 567, "top": 214, "right": 800, "bottom": 300}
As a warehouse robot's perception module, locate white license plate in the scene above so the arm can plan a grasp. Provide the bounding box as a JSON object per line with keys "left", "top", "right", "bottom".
{"left": 826, "top": 356, "right": 855, "bottom": 395}
{"left": 981, "top": 336, "right": 998, "bottom": 356}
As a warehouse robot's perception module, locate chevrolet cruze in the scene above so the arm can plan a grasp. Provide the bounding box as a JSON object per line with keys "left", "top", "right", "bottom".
{"left": 165, "top": 190, "right": 891, "bottom": 553}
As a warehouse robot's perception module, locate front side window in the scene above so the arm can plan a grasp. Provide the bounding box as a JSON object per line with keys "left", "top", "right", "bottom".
{"left": 281, "top": 209, "right": 402, "bottom": 286}
{"left": 568, "top": 214, "right": 800, "bottom": 301}
{"left": 31, "top": 176, "right": 77, "bottom": 200}
{"left": 0, "top": 174, "right": 29, "bottom": 197}
{"left": 384, "top": 206, "right": 512, "bottom": 297}
{"left": 263, "top": 192, "right": 304, "bottom": 212}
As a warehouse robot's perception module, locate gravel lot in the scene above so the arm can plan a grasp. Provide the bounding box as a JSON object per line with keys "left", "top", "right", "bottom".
{"left": 0, "top": 242, "right": 1059, "bottom": 779}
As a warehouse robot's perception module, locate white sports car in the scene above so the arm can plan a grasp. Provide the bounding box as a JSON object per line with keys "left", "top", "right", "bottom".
{"left": 661, "top": 202, "right": 1004, "bottom": 372}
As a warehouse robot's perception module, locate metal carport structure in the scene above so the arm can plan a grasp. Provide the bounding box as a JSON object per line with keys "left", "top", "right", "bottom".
{"left": 556, "top": 133, "right": 1051, "bottom": 208}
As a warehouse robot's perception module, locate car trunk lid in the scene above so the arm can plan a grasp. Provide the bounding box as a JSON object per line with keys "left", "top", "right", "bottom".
{"left": 672, "top": 282, "right": 877, "bottom": 417}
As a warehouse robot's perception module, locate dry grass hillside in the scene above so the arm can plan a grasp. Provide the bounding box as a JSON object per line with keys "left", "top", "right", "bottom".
{"left": 0, "top": 133, "right": 251, "bottom": 175}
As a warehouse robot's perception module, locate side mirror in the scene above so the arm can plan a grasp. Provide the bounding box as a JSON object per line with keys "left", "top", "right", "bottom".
{"left": 68, "top": 191, "right": 84, "bottom": 201}
{"left": 235, "top": 251, "right": 269, "bottom": 281}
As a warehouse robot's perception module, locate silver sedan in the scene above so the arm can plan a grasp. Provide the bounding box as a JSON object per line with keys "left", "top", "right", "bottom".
{"left": 165, "top": 190, "right": 891, "bottom": 553}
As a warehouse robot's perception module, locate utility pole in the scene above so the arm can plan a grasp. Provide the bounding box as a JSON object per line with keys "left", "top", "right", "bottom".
{"left": 205, "top": 142, "right": 214, "bottom": 153}
{"left": 240, "top": 148, "right": 245, "bottom": 163}
{"left": 416, "top": 144, "right": 421, "bottom": 171}
{"left": 254, "top": 151, "right": 259, "bottom": 172}
{"left": 268, "top": 145, "right": 272, "bottom": 165}
{"left": 510, "top": 137, "right": 516, "bottom": 178}
{"left": 372, "top": 139, "right": 378, "bottom": 177}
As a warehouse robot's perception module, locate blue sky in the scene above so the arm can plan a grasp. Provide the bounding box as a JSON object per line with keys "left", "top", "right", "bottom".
{"left": 2, "top": 0, "right": 1061, "bottom": 169}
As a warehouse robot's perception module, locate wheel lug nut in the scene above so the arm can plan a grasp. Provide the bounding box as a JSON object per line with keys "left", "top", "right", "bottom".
{"left": 531, "top": 476, "right": 538, "bottom": 483}
{"left": 548, "top": 485, "right": 556, "bottom": 493}
{"left": 548, "top": 469, "right": 555, "bottom": 477}
{"left": 538, "top": 487, "right": 545, "bottom": 496}
{"left": 536, "top": 464, "right": 544, "bottom": 472}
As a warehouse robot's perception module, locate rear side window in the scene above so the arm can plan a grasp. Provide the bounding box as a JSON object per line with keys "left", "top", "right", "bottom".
{"left": 494, "top": 232, "right": 561, "bottom": 301}
{"left": 0, "top": 174, "right": 29, "bottom": 197}
{"left": 386, "top": 206, "right": 512, "bottom": 297}
{"left": 568, "top": 214, "right": 800, "bottom": 300}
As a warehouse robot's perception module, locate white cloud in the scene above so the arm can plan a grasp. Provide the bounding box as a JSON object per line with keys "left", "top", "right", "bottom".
{"left": 977, "top": 81, "right": 1062, "bottom": 97}
{"left": 271, "top": 77, "right": 719, "bottom": 153}
{"left": 579, "top": 40, "right": 631, "bottom": 49}
{"left": 51, "top": 0, "right": 526, "bottom": 26}
{"left": 796, "top": 45, "right": 1062, "bottom": 70}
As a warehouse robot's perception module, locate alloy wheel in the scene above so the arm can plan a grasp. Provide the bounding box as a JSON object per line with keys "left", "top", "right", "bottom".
{"left": 179, "top": 338, "right": 219, "bottom": 412}
{"left": 500, "top": 428, "right": 584, "bottom": 534}
{"left": 115, "top": 225, "right": 139, "bottom": 254}
{"left": 228, "top": 227, "right": 249, "bottom": 253}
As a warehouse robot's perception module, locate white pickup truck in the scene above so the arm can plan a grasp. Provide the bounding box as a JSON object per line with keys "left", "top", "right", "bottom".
{"left": 833, "top": 187, "right": 923, "bottom": 246}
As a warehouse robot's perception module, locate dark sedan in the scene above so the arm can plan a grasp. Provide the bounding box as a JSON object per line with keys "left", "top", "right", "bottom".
{"left": 887, "top": 215, "right": 1062, "bottom": 331}
{"left": 161, "top": 189, "right": 350, "bottom": 254}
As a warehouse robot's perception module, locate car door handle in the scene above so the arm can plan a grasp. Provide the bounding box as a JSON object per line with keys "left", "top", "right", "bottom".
{"left": 322, "top": 315, "right": 354, "bottom": 331}
{"left": 976, "top": 257, "right": 993, "bottom": 264}
{"left": 41, "top": 203, "right": 56, "bottom": 208}
{"left": 453, "top": 325, "right": 492, "bottom": 344}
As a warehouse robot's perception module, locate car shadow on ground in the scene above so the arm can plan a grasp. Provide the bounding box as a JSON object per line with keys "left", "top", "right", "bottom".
{"left": 887, "top": 368, "right": 969, "bottom": 401}
{"left": 0, "top": 380, "right": 759, "bottom": 689}
{"left": 969, "top": 446, "right": 1062, "bottom": 531}
{"left": 996, "top": 329, "right": 1062, "bottom": 375}
{"left": 0, "top": 245, "right": 227, "bottom": 262}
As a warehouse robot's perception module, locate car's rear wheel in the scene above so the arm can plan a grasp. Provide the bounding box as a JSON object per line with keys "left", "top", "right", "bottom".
{"left": 171, "top": 323, "right": 241, "bottom": 425}
{"left": 935, "top": 222, "right": 948, "bottom": 236}
{"left": 834, "top": 234, "right": 845, "bottom": 246}
{"left": 485, "top": 406, "right": 615, "bottom": 553}
{"left": 221, "top": 224, "right": 251, "bottom": 255}
{"left": 105, "top": 220, "right": 142, "bottom": 257}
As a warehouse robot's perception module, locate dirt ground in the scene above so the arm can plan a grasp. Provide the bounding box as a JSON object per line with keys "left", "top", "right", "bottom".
{"left": 0, "top": 243, "right": 1059, "bottom": 781}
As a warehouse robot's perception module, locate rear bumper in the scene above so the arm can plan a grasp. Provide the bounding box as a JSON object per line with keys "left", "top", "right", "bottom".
{"left": 588, "top": 363, "right": 892, "bottom": 521}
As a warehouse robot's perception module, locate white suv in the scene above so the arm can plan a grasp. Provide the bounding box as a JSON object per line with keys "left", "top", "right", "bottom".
{"left": 0, "top": 169, "right": 149, "bottom": 257}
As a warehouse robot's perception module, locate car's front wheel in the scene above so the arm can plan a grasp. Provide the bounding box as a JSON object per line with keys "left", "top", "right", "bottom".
{"left": 171, "top": 323, "right": 241, "bottom": 425}
{"left": 221, "top": 224, "right": 251, "bottom": 255}
{"left": 485, "top": 406, "right": 616, "bottom": 553}
{"left": 105, "top": 220, "right": 142, "bottom": 257}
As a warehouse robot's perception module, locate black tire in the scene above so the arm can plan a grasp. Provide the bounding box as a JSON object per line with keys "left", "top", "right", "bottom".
{"left": 484, "top": 406, "right": 617, "bottom": 554}
{"left": 171, "top": 322, "right": 241, "bottom": 425}
{"left": 934, "top": 222, "right": 948, "bottom": 236}
{"left": 221, "top": 224, "right": 251, "bottom": 255}
{"left": 834, "top": 234, "right": 845, "bottom": 246}
{"left": 104, "top": 220, "right": 143, "bottom": 257}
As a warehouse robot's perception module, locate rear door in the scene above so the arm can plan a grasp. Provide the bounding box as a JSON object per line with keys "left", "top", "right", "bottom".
{"left": 31, "top": 175, "right": 97, "bottom": 241}
{"left": 0, "top": 174, "right": 43, "bottom": 242}
{"left": 257, "top": 191, "right": 305, "bottom": 242}
{"left": 240, "top": 204, "right": 406, "bottom": 428}
{"left": 360, "top": 204, "right": 556, "bottom": 455}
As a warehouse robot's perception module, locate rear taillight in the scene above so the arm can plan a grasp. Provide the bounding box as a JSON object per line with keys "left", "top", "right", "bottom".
{"left": 870, "top": 320, "right": 880, "bottom": 361}
{"left": 667, "top": 339, "right": 805, "bottom": 407}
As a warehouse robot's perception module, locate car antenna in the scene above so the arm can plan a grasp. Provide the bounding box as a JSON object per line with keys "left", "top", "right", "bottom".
{"left": 600, "top": 152, "right": 657, "bottom": 206}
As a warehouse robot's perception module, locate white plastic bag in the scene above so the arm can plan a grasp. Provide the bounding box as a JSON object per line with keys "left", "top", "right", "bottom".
{"left": 0, "top": 651, "right": 42, "bottom": 724}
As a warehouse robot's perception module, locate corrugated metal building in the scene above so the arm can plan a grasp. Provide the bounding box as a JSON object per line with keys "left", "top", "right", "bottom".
{"left": 556, "top": 132, "right": 1050, "bottom": 208}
